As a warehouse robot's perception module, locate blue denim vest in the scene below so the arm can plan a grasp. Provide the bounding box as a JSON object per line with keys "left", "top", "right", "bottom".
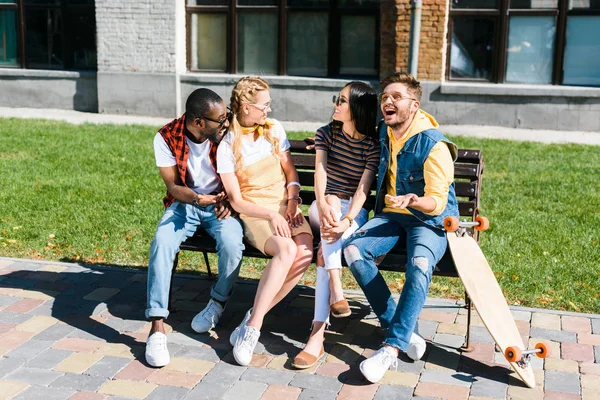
{"left": 375, "top": 121, "right": 459, "bottom": 230}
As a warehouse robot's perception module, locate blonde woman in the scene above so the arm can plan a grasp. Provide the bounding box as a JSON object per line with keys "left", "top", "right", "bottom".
{"left": 217, "top": 76, "right": 313, "bottom": 366}
{"left": 292, "top": 81, "right": 380, "bottom": 369}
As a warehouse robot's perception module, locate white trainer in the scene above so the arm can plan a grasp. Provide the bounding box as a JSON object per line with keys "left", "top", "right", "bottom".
{"left": 406, "top": 332, "right": 426, "bottom": 361}
{"left": 359, "top": 346, "right": 398, "bottom": 383}
{"left": 191, "top": 298, "right": 224, "bottom": 333}
{"left": 145, "top": 331, "right": 170, "bottom": 367}
{"left": 233, "top": 324, "right": 260, "bottom": 366}
{"left": 229, "top": 308, "right": 252, "bottom": 346}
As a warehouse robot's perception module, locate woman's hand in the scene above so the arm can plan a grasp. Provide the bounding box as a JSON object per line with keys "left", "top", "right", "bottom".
{"left": 385, "top": 193, "right": 418, "bottom": 209}
{"left": 269, "top": 211, "right": 292, "bottom": 238}
{"left": 285, "top": 200, "right": 305, "bottom": 229}
{"left": 320, "top": 217, "right": 351, "bottom": 243}
{"left": 317, "top": 202, "right": 338, "bottom": 229}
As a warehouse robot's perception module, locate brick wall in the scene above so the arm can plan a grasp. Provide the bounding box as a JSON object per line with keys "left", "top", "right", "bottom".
{"left": 380, "top": 0, "right": 448, "bottom": 81}
{"left": 96, "top": 0, "right": 177, "bottom": 73}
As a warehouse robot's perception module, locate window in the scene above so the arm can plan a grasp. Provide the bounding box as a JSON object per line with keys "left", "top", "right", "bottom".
{"left": 0, "top": 0, "right": 96, "bottom": 70}
{"left": 186, "top": 0, "right": 380, "bottom": 78}
{"left": 447, "top": 0, "right": 600, "bottom": 86}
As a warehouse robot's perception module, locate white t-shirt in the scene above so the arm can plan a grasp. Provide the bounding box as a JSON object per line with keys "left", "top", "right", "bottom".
{"left": 153, "top": 132, "right": 221, "bottom": 195}
{"left": 217, "top": 119, "right": 291, "bottom": 174}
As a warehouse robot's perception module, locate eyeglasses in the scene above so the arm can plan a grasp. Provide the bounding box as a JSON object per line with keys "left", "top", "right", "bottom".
{"left": 201, "top": 109, "right": 232, "bottom": 127}
{"left": 332, "top": 95, "right": 348, "bottom": 106}
{"left": 377, "top": 92, "right": 417, "bottom": 103}
{"left": 249, "top": 103, "right": 272, "bottom": 112}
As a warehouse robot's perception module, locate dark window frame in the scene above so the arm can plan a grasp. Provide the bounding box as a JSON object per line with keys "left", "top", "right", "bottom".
{"left": 0, "top": 0, "right": 96, "bottom": 70}
{"left": 446, "top": 0, "right": 600, "bottom": 85}
{"left": 185, "top": 0, "right": 380, "bottom": 78}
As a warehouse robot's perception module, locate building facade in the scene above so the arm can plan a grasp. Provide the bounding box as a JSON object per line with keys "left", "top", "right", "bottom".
{"left": 0, "top": 0, "right": 599, "bottom": 130}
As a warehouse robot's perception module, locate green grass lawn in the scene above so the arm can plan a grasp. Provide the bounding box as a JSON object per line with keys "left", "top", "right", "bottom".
{"left": 1, "top": 118, "right": 598, "bottom": 313}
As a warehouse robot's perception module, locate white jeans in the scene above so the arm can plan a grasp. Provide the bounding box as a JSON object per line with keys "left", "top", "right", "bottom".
{"left": 308, "top": 199, "right": 369, "bottom": 323}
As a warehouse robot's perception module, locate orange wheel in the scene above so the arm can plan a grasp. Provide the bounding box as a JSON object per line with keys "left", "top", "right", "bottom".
{"left": 535, "top": 342, "right": 551, "bottom": 358}
{"left": 474, "top": 215, "right": 489, "bottom": 231}
{"left": 444, "top": 216, "right": 459, "bottom": 232}
{"left": 505, "top": 346, "right": 521, "bottom": 363}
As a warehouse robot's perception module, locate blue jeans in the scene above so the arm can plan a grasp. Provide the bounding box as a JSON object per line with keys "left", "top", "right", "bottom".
{"left": 146, "top": 201, "right": 245, "bottom": 319}
{"left": 342, "top": 212, "right": 447, "bottom": 351}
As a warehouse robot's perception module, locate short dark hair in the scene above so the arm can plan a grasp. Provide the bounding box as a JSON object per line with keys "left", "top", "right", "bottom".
{"left": 185, "top": 88, "right": 223, "bottom": 120}
{"left": 344, "top": 81, "right": 378, "bottom": 139}
{"left": 380, "top": 73, "right": 422, "bottom": 101}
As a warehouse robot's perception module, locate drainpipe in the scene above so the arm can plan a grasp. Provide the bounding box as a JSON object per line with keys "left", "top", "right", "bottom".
{"left": 408, "top": 0, "right": 423, "bottom": 78}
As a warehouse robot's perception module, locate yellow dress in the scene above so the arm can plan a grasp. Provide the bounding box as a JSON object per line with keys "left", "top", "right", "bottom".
{"left": 237, "top": 153, "right": 312, "bottom": 254}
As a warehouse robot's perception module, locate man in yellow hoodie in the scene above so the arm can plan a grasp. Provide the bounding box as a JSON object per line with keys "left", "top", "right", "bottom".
{"left": 343, "top": 73, "right": 459, "bottom": 383}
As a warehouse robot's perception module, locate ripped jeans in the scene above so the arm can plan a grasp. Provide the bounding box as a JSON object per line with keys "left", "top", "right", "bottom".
{"left": 342, "top": 212, "right": 447, "bottom": 351}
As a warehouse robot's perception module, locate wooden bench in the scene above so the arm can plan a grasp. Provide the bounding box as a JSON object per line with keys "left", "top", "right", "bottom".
{"left": 172, "top": 139, "right": 484, "bottom": 350}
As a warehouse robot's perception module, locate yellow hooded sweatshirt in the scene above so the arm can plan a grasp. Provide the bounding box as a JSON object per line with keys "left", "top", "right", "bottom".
{"left": 383, "top": 109, "right": 455, "bottom": 216}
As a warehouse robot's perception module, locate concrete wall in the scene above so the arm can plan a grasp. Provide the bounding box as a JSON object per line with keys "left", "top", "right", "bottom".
{"left": 0, "top": 69, "right": 98, "bottom": 112}
{"left": 95, "top": 0, "right": 179, "bottom": 117}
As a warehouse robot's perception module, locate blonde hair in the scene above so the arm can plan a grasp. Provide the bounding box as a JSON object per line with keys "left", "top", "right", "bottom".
{"left": 380, "top": 72, "right": 423, "bottom": 101}
{"left": 230, "top": 76, "right": 280, "bottom": 174}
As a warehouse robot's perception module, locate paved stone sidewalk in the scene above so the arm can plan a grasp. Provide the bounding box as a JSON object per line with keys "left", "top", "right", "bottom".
{"left": 0, "top": 257, "right": 598, "bottom": 400}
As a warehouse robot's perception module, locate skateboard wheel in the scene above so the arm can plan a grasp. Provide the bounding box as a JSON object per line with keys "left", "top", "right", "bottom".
{"left": 444, "top": 216, "right": 459, "bottom": 232}
{"left": 505, "top": 346, "right": 521, "bottom": 363}
{"left": 474, "top": 215, "right": 489, "bottom": 231}
{"left": 535, "top": 342, "right": 551, "bottom": 358}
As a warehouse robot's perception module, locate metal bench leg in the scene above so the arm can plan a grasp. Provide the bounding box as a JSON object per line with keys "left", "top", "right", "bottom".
{"left": 462, "top": 291, "right": 474, "bottom": 352}
{"left": 203, "top": 252, "right": 213, "bottom": 278}
{"left": 168, "top": 252, "right": 179, "bottom": 313}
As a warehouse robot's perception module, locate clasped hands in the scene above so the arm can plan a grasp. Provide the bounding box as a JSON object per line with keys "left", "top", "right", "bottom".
{"left": 194, "top": 191, "right": 234, "bottom": 220}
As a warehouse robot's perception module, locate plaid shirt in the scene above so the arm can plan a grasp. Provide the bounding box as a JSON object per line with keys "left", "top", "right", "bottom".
{"left": 158, "top": 113, "right": 220, "bottom": 209}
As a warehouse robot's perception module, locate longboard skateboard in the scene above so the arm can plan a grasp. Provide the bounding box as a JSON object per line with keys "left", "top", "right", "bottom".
{"left": 443, "top": 216, "right": 550, "bottom": 388}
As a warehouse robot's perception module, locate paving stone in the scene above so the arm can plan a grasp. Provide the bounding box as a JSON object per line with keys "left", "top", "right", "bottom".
{"left": 83, "top": 288, "right": 120, "bottom": 302}
{"left": 240, "top": 366, "right": 296, "bottom": 385}
{"left": 0, "top": 380, "right": 30, "bottom": 399}
{"left": 5, "top": 339, "right": 53, "bottom": 360}
{"left": 84, "top": 355, "right": 131, "bottom": 379}
{"left": 15, "top": 315, "right": 58, "bottom": 333}
{"left": 32, "top": 324, "right": 76, "bottom": 341}
{"left": 25, "top": 348, "right": 72, "bottom": 369}
{"left": 54, "top": 352, "right": 104, "bottom": 374}
{"left": 167, "top": 331, "right": 212, "bottom": 347}
{"left": 417, "top": 319, "right": 439, "bottom": 340}
{"left": 5, "top": 298, "right": 45, "bottom": 313}
{"left": 183, "top": 382, "right": 230, "bottom": 400}
{"left": 531, "top": 313, "right": 561, "bottom": 330}
{"left": 419, "top": 309, "right": 457, "bottom": 324}
{"left": 164, "top": 357, "right": 215, "bottom": 375}
{"left": 395, "top": 356, "right": 426, "bottom": 374}
{"left": 201, "top": 362, "right": 247, "bottom": 386}
{"left": 337, "top": 382, "right": 379, "bottom": 399}
{"left": 414, "top": 381, "right": 470, "bottom": 400}
{"left": 52, "top": 337, "right": 103, "bottom": 352}
{"left": 98, "top": 379, "right": 157, "bottom": 399}
{"left": 102, "top": 318, "right": 147, "bottom": 333}
{"left": 433, "top": 333, "right": 465, "bottom": 349}
{"left": 419, "top": 368, "right": 473, "bottom": 387}
{"left": 374, "top": 384, "right": 414, "bottom": 400}
{"left": 562, "top": 341, "right": 595, "bottom": 362}
{"left": 145, "top": 385, "right": 190, "bottom": 400}
{"left": 425, "top": 344, "right": 460, "bottom": 371}
{"left": 0, "top": 356, "right": 26, "bottom": 378}
{"left": 581, "top": 373, "right": 600, "bottom": 391}
{"left": 260, "top": 384, "right": 302, "bottom": 400}
{"left": 469, "top": 376, "right": 508, "bottom": 399}
{"left": 510, "top": 310, "right": 531, "bottom": 322}
{"left": 436, "top": 322, "right": 467, "bottom": 336}
{"left": 469, "top": 326, "right": 494, "bottom": 344}
{"left": 592, "top": 319, "right": 600, "bottom": 334}
{"left": 580, "top": 362, "right": 600, "bottom": 375}
{"left": 582, "top": 387, "right": 600, "bottom": 400}
{"left": 296, "top": 388, "right": 337, "bottom": 400}
{"left": 50, "top": 373, "right": 108, "bottom": 391}
{"left": 146, "top": 369, "right": 203, "bottom": 388}
{"left": 5, "top": 366, "right": 64, "bottom": 386}
{"left": 379, "top": 370, "right": 419, "bottom": 387}
{"left": 290, "top": 373, "right": 343, "bottom": 393}
{"left": 222, "top": 380, "right": 268, "bottom": 400}
{"left": 545, "top": 370, "right": 580, "bottom": 394}
{"left": 0, "top": 310, "right": 33, "bottom": 325}
{"left": 595, "top": 346, "right": 600, "bottom": 363}
{"left": 530, "top": 327, "right": 577, "bottom": 343}
{"left": 578, "top": 333, "right": 600, "bottom": 346}
{"left": 562, "top": 316, "right": 592, "bottom": 333}
{"left": 114, "top": 360, "right": 155, "bottom": 381}
{"left": 173, "top": 344, "right": 228, "bottom": 363}
{"left": 12, "top": 385, "right": 76, "bottom": 400}
{"left": 544, "top": 357, "right": 579, "bottom": 373}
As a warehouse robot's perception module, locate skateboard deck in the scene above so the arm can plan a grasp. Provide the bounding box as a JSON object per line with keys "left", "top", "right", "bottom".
{"left": 447, "top": 232, "right": 536, "bottom": 388}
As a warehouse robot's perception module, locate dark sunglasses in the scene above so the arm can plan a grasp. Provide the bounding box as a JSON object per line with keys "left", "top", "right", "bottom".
{"left": 332, "top": 95, "right": 348, "bottom": 106}
{"left": 201, "top": 108, "right": 232, "bottom": 127}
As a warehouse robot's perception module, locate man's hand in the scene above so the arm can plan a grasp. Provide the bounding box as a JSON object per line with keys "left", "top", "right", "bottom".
{"left": 385, "top": 193, "right": 418, "bottom": 209}
{"left": 215, "top": 199, "right": 234, "bottom": 220}
{"left": 304, "top": 137, "right": 316, "bottom": 151}
{"left": 194, "top": 193, "right": 219, "bottom": 206}
{"left": 320, "top": 217, "right": 350, "bottom": 243}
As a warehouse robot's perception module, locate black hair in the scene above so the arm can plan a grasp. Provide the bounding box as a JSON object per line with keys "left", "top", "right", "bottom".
{"left": 337, "top": 81, "right": 378, "bottom": 139}
{"left": 185, "top": 88, "right": 223, "bottom": 120}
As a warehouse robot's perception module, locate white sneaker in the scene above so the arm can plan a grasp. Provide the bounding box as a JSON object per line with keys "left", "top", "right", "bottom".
{"left": 229, "top": 308, "right": 252, "bottom": 346}
{"left": 359, "top": 346, "right": 398, "bottom": 383}
{"left": 191, "top": 299, "right": 224, "bottom": 333}
{"left": 406, "top": 332, "right": 426, "bottom": 361}
{"left": 233, "top": 325, "right": 260, "bottom": 366}
{"left": 145, "top": 332, "right": 170, "bottom": 367}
